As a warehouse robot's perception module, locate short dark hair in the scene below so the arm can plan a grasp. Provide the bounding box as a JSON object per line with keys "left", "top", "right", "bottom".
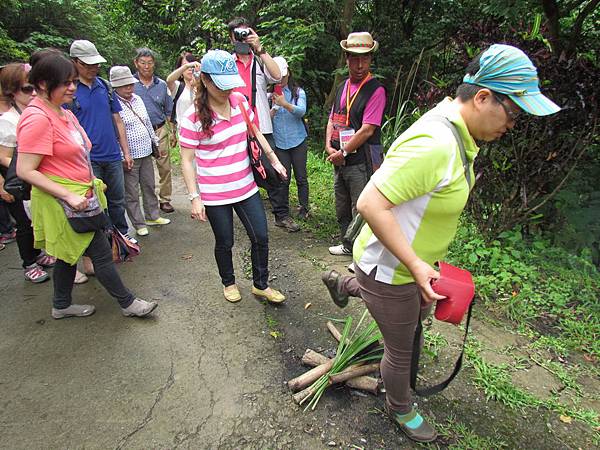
{"left": 0, "top": 63, "right": 28, "bottom": 99}
{"left": 455, "top": 50, "right": 508, "bottom": 104}
{"left": 29, "top": 53, "right": 76, "bottom": 95}
{"left": 135, "top": 47, "right": 156, "bottom": 60}
{"left": 29, "top": 48, "right": 63, "bottom": 68}
{"left": 227, "top": 17, "right": 250, "bottom": 34}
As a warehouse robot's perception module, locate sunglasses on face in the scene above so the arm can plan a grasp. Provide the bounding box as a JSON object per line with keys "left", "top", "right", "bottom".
{"left": 493, "top": 93, "right": 521, "bottom": 122}
{"left": 20, "top": 84, "right": 35, "bottom": 94}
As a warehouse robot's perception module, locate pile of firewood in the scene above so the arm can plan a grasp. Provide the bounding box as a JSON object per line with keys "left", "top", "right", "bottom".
{"left": 288, "top": 320, "right": 382, "bottom": 404}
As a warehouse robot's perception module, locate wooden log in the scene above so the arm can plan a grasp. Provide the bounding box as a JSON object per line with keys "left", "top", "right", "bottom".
{"left": 326, "top": 321, "right": 344, "bottom": 343}
{"left": 346, "top": 376, "right": 379, "bottom": 394}
{"left": 328, "top": 362, "right": 380, "bottom": 385}
{"left": 302, "top": 348, "right": 330, "bottom": 367}
{"left": 287, "top": 359, "right": 334, "bottom": 392}
{"left": 292, "top": 386, "right": 314, "bottom": 404}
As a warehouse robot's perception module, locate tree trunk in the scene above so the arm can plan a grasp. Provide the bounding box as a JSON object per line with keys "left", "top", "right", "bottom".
{"left": 324, "top": 0, "right": 356, "bottom": 110}
{"left": 541, "top": 0, "right": 562, "bottom": 56}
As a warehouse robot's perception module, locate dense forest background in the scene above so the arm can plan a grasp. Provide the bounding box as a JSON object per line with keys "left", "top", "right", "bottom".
{"left": 1, "top": 0, "right": 599, "bottom": 260}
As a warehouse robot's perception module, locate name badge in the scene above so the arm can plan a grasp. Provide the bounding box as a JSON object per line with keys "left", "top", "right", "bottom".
{"left": 339, "top": 128, "right": 355, "bottom": 152}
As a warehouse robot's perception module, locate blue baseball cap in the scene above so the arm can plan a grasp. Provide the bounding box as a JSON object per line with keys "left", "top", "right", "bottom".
{"left": 200, "top": 49, "right": 245, "bottom": 91}
{"left": 463, "top": 44, "right": 560, "bottom": 116}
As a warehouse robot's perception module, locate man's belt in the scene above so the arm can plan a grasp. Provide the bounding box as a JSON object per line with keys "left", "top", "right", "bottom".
{"left": 152, "top": 121, "right": 165, "bottom": 131}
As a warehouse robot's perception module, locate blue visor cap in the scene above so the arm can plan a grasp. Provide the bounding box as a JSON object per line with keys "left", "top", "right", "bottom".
{"left": 463, "top": 44, "right": 560, "bottom": 116}
{"left": 200, "top": 49, "right": 245, "bottom": 91}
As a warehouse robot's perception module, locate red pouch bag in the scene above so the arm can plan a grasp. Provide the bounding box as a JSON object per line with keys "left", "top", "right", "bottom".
{"left": 431, "top": 262, "right": 475, "bottom": 324}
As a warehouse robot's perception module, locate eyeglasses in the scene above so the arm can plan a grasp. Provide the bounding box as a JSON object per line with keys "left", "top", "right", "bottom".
{"left": 62, "top": 79, "right": 77, "bottom": 87}
{"left": 76, "top": 60, "right": 100, "bottom": 69}
{"left": 493, "top": 93, "right": 520, "bottom": 122}
{"left": 20, "top": 84, "right": 35, "bottom": 94}
{"left": 136, "top": 60, "right": 155, "bottom": 67}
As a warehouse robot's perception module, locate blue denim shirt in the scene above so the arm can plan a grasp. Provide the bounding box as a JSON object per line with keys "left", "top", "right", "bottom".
{"left": 133, "top": 74, "right": 173, "bottom": 127}
{"left": 272, "top": 86, "right": 307, "bottom": 150}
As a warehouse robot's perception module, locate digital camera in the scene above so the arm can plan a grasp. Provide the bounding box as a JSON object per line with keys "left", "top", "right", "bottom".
{"left": 233, "top": 27, "right": 250, "bottom": 42}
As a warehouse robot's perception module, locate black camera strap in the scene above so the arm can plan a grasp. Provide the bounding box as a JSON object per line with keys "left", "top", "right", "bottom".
{"left": 251, "top": 56, "right": 257, "bottom": 109}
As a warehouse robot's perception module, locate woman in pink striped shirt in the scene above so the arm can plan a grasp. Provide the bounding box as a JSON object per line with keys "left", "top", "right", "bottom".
{"left": 179, "top": 50, "right": 287, "bottom": 304}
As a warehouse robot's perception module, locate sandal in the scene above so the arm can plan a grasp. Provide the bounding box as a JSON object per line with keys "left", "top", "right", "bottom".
{"left": 36, "top": 252, "right": 57, "bottom": 268}
{"left": 24, "top": 263, "right": 50, "bottom": 284}
{"left": 74, "top": 271, "right": 89, "bottom": 284}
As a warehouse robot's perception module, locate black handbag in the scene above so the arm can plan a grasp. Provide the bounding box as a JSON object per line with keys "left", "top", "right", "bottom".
{"left": 3, "top": 145, "right": 31, "bottom": 201}
{"left": 58, "top": 114, "right": 110, "bottom": 233}
{"left": 57, "top": 193, "right": 110, "bottom": 233}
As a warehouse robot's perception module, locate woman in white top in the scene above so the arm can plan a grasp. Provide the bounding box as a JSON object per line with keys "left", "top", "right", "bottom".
{"left": 166, "top": 52, "right": 200, "bottom": 128}
{"left": 0, "top": 62, "right": 55, "bottom": 282}
{"left": 110, "top": 66, "right": 170, "bottom": 237}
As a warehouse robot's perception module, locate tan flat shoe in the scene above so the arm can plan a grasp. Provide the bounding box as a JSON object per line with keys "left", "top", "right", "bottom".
{"left": 223, "top": 285, "right": 242, "bottom": 303}
{"left": 252, "top": 286, "right": 285, "bottom": 304}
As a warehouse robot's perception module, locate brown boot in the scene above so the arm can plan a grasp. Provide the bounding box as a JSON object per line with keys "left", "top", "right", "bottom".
{"left": 321, "top": 269, "right": 349, "bottom": 308}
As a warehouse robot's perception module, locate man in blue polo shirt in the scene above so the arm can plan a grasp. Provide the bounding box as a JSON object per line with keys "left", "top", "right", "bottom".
{"left": 133, "top": 48, "right": 175, "bottom": 213}
{"left": 69, "top": 40, "right": 132, "bottom": 238}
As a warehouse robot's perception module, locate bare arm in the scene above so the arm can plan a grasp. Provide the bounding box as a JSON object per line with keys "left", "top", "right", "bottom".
{"left": 325, "top": 119, "right": 344, "bottom": 166}
{"left": 0, "top": 144, "right": 13, "bottom": 168}
{"left": 17, "top": 153, "right": 89, "bottom": 210}
{"left": 166, "top": 62, "right": 200, "bottom": 93}
{"left": 252, "top": 124, "right": 287, "bottom": 180}
{"left": 246, "top": 29, "right": 281, "bottom": 81}
{"left": 180, "top": 146, "right": 206, "bottom": 222}
{"left": 342, "top": 123, "right": 376, "bottom": 154}
{"left": 356, "top": 181, "right": 445, "bottom": 303}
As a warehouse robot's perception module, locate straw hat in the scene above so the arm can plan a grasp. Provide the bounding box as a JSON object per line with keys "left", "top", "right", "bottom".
{"left": 340, "top": 32, "right": 379, "bottom": 54}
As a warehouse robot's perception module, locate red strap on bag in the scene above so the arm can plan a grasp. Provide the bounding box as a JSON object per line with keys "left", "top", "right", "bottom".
{"left": 231, "top": 93, "right": 267, "bottom": 180}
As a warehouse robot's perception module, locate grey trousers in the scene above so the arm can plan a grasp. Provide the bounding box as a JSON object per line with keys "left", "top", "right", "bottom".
{"left": 334, "top": 163, "right": 368, "bottom": 249}
{"left": 124, "top": 155, "right": 160, "bottom": 229}
{"left": 356, "top": 265, "right": 432, "bottom": 414}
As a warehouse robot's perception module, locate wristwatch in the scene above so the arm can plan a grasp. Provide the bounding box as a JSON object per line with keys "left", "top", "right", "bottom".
{"left": 255, "top": 47, "right": 266, "bottom": 56}
{"left": 188, "top": 192, "right": 200, "bottom": 201}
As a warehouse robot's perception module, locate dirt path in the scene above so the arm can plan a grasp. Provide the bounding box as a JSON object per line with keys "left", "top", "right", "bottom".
{"left": 0, "top": 175, "right": 597, "bottom": 449}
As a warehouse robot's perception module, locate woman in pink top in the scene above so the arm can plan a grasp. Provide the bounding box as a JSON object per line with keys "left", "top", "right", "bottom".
{"left": 16, "top": 51, "right": 157, "bottom": 319}
{"left": 179, "top": 50, "right": 287, "bottom": 304}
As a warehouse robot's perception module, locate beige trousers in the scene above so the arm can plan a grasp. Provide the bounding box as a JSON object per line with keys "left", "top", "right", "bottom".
{"left": 154, "top": 124, "right": 172, "bottom": 202}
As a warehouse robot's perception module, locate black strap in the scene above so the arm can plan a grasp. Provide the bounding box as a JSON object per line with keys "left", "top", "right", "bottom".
{"left": 170, "top": 81, "right": 186, "bottom": 123}
{"left": 409, "top": 115, "right": 474, "bottom": 396}
{"left": 251, "top": 57, "right": 257, "bottom": 109}
{"left": 119, "top": 96, "right": 155, "bottom": 142}
{"left": 410, "top": 300, "right": 474, "bottom": 396}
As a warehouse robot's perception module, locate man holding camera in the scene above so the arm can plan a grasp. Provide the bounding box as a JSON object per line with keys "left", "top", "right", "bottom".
{"left": 227, "top": 17, "right": 303, "bottom": 231}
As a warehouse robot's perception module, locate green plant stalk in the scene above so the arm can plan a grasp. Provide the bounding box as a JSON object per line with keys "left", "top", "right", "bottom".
{"left": 301, "top": 311, "right": 383, "bottom": 411}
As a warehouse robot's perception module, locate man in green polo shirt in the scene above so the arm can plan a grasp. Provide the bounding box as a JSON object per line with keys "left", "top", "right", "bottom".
{"left": 322, "top": 44, "right": 560, "bottom": 442}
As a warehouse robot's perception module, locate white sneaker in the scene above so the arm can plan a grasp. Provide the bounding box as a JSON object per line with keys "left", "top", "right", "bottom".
{"left": 52, "top": 304, "right": 95, "bottom": 319}
{"left": 136, "top": 227, "right": 149, "bottom": 236}
{"left": 121, "top": 298, "right": 158, "bottom": 317}
{"left": 146, "top": 217, "right": 171, "bottom": 226}
{"left": 329, "top": 244, "right": 352, "bottom": 256}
